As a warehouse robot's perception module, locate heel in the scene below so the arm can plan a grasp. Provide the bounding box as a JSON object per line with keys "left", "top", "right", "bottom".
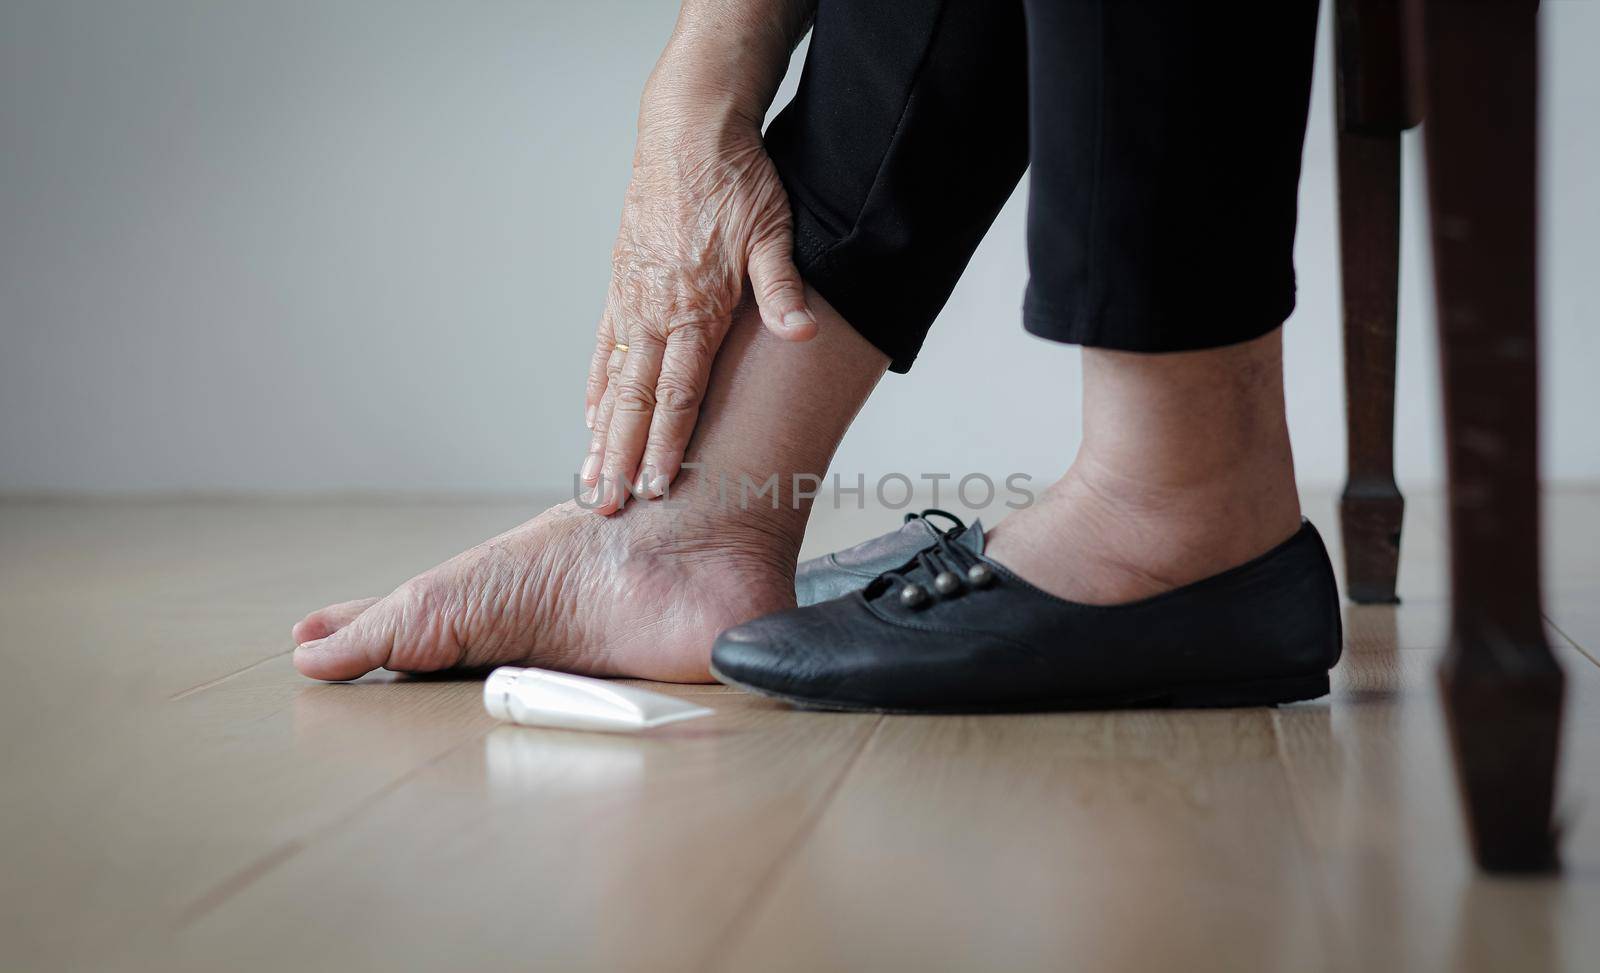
{"left": 1165, "top": 672, "right": 1331, "bottom": 709}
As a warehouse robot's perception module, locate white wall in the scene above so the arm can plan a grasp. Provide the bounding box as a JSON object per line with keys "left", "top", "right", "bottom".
{"left": 2, "top": 0, "right": 1596, "bottom": 495}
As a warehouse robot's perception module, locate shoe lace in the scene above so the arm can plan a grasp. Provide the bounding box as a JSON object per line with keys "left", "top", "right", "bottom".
{"left": 873, "top": 522, "right": 990, "bottom": 606}
{"left": 903, "top": 508, "right": 967, "bottom": 534}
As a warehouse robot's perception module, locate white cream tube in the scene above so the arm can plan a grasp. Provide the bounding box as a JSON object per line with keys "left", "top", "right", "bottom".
{"left": 483, "top": 666, "right": 714, "bottom": 733}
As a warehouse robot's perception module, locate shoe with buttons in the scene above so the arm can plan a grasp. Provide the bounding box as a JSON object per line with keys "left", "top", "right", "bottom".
{"left": 714, "top": 519, "right": 1343, "bottom": 712}
{"left": 796, "top": 508, "right": 984, "bottom": 607}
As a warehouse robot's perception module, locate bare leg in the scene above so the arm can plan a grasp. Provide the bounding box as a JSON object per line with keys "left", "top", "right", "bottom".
{"left": 292, "top": 291, "right": 887, "bottom": 682}
{"left": 985, "top": 328, "right": 1301, "bottom": 603}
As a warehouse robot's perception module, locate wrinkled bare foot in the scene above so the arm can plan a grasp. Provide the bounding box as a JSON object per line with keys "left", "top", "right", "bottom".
{"left": 292, "top": 497, "right": 798, "bottom": 683}
{"left": 292, "top": 292, "right": 889, "bottom": 682}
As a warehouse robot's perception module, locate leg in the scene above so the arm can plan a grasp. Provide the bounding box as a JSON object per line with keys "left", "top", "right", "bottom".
{"left": 1419, "top": 0, "right": 1563, "bottom": 872}
{"left": 765, "top": 0, "right": 1028, "bottom": 373}
{"left": 992, "top": 0, "right": 1319, "bottom": 601}
{"left": 293, "top": 293, "right": 888, "bottom": 682}
{"left": 986, "top": 329, "right": 1302, "bottom": 606}
{"left": 1335, "top": 0, "right": 1408, "bottom": 604}
{"left": 294, "top": 0, "right": 1033, "bottom": 683}
{"left": 713, "top": 326, "right": 1343, "bottom": 710}
{"left": 709, "top": 3, "right": 1344, "bottom": 711}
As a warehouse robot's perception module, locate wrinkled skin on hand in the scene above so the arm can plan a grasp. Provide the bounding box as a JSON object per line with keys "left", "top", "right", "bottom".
{"left": 581, "top": 117, "right": 815, "bottom": 515}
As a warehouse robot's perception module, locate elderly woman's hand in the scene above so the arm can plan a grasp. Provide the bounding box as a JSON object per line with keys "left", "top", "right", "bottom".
{"left": 580, "top": 5, "right": 817, "bottom": 514}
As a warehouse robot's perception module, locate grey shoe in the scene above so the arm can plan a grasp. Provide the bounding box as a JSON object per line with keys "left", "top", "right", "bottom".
{"left": 796, "top": 509, "right": 985, "bottom": 606}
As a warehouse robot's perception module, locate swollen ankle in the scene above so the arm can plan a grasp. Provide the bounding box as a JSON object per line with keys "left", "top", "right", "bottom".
{"left": 630, "top": 479, "right": 806, "bottom": 581}
{"left": 986, "top": 462, "right": 1301, "bottom": 606}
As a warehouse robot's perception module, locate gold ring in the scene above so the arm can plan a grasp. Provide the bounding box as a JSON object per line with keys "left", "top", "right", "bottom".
{"left": 613, "top": 341, "right": 630, "bottom": 353}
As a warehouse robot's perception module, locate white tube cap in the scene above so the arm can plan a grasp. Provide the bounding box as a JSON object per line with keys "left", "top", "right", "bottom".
{"left": 483, "top": 666, "right": 521, "bottom": 722}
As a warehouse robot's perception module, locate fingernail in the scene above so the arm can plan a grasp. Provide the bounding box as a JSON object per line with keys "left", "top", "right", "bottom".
{"left": 580, "top": 452, "right": 601, "bottom": 482}
{"left": 649, "top": 474, "right": 670, "bottom": 497}
{"left": 295, "top": 637, "right": 327, "bottom": 654}
{"left": 783, "top": 310, "right": 815, "bottom": 331}
{"left": 633, "top": 472, "right": 651, "bottom": 497}
{"left": 585, "top": 405, "right": 596, "bottom": 429}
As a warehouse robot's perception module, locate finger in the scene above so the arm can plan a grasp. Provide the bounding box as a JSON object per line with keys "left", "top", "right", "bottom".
{"left": 581, "top": 341, "right": 629, "bottom": 490}
{"left": 594, "top": 331, "right": 668, "bottom": 515}
{"left": 746, "top": 225, "right": 816, "bottom": 341}
{"left": 584, "top": 304, "right": 618, "bottom": 429}
{"left": 636, "top": 325, "right": 717, "bottom": 498}
{"left": 292, "top": 596, "right": 382, "bottom": 644}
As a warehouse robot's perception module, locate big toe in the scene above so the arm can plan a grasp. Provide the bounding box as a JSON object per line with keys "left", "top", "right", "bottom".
{"left": 292, "top": 597, "right": 382, "bottom": 644}
{"left": 293, "top": 600, "right": 398, "bottom": 682}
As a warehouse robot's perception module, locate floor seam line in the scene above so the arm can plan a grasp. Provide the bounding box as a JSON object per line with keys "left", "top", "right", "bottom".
{"left": 175, "top": 722, "right": 493, "bottom": 927}
{"left": 698, "top": 713, "right": 886, "bottom": 973}
{"left": 1545, "top": 612, "right": 1600, "bottom": 669}
{"left": 169, "top": 649, "right": 294, "bottom": 701}
{"left": 1268, "top": 706, "right": 1344, "bottom": 944}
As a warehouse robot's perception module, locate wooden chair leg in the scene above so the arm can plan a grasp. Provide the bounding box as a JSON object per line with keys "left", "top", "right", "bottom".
{"left": 1334, "top": 0, "right": 1407, "bottom": 604}
{"left": 1417, "top": 0, "right": 1564, "bottom": 873}
{"left": 1336, "top": 129, "right": 1404, "bottom": 604}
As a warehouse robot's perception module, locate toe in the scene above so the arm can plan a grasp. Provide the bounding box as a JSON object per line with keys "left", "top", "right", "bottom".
{"left": 293, "top": 599, "right": 399, "bottom": 681}
{"left": 292, "top": 597, "right": 381, "bottom": 644}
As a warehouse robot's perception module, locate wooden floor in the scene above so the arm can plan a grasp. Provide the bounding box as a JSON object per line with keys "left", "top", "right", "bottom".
{"left": 2, "top": 490, "right": 1598, "bottom": 972}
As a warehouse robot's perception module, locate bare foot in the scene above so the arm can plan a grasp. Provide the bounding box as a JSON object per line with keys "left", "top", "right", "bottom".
{"left": 291, "top": 498, "right": 797, "bottom": 682}
{"left": 292, "top": 293, "right": 888, "bottom": 682}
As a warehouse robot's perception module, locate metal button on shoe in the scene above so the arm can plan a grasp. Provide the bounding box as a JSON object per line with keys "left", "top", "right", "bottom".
{"left": 967, "top": 563, "right": 994, "bottom": 588}
{"left": 933, "top": 571, "right": 961, "bottom": 596}
{"left": 900, "top": 584, "right": 929, "bottom": 608}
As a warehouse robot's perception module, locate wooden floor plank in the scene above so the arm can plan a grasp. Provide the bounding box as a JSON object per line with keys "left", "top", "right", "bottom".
{"left": 177, "top": 694, "right": 878, "bottom": 973}
{"left": 2, "top": 489, "right": 1596, "bottom": 971}
{"left": 1547, "top": 599, "right": 1600, "bottom": 668}
{"left": 1542, "top": 489, "right": 1600, "bottom": 596}
{"left": 0, "top": 497, "right": 552, "bottom": 699}
{"left": 712, "top": 708, "right": 1330, "bottom": 973}
{"left": 1274, "top": 607, "right": 1600, "bottom": 973}
{"left": 1, "top": 658, "right": 494, "bottom": 969}
{"left": 1282, "top": 489, "right": 1600, "bottom": 971}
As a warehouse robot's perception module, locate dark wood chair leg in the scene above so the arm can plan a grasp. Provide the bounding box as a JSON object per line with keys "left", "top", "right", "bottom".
{"left": 1334, "top": 0, "right": 1408, "bottom": 604}
{"left": 1417, "top": 0, "right": 1564, "bottom": 873}
{"left": 1334, "top": 127, "right": 1405, "bottom": 604}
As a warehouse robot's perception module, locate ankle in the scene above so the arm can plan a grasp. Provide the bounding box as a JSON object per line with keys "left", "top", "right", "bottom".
{"left": 629, "top": 475, "right": 807, "bottom": 584}
{"left": 1070, "top": 438, "right": 1299, "bottom": 525}
{"left": 986, "top": 457, "right": 1301, "bottom": 606}
{"left": 1075, "top": 453, "right": 1296, "bottom": 533}
{"left": 1076, "top": 328, "right": 1296, "bottom": 495}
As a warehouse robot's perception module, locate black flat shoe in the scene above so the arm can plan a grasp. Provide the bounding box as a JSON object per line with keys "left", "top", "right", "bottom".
{"left": 716, "top": 519, "right": 1342, "bottom": 712}
{"left": 796, "top": 508, "right": 984, "bottom": 606}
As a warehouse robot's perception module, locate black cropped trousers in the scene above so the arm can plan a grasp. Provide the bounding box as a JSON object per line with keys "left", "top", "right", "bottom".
{"left": 763, "top": 0, "right": 1321, "bottom": 372}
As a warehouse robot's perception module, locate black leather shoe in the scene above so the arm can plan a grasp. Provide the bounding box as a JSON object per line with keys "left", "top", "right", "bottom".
{"left": 796, "top": 509, "right": 984, "bottom": 606}
{"left": 717, "top": 520, "right": 1342, "bottom": 712}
